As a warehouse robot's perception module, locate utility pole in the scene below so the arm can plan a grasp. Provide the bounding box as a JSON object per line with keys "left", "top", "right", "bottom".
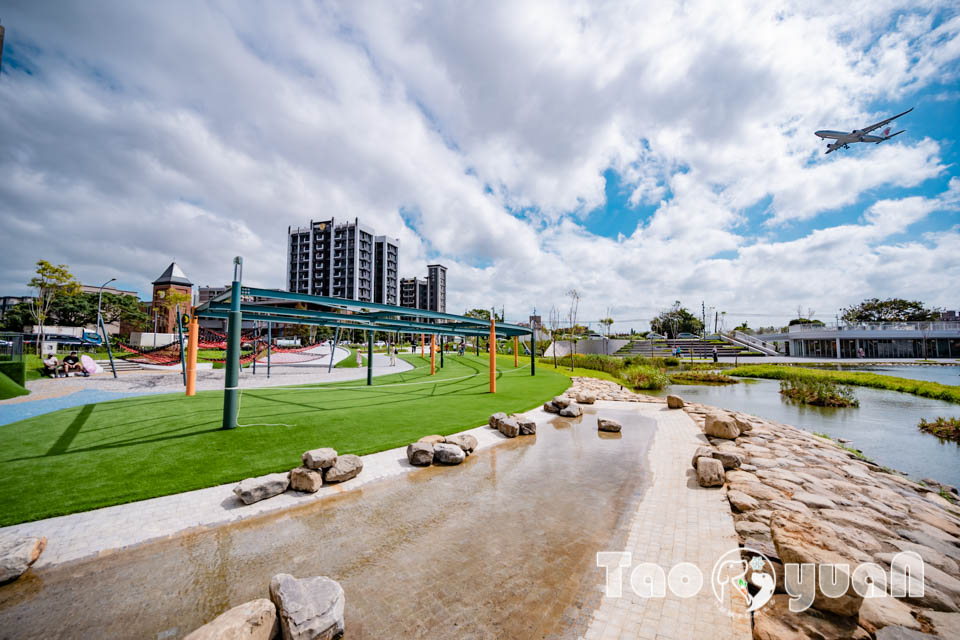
{"left": 702, "top": 301, "right": 706, "bottom": 338}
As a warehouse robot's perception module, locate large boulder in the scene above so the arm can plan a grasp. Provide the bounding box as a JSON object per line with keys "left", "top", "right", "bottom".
{"left": 597, "top": 418, "right": 622, "bottom": 433}
{"left": 488, "top": 412, "right": 507, "bottom": 428}
{"left": 753, "top": 594, "right": 870, "bottom": 640}
{"left": 323, "top": 455, "right": 363, "bottom": 483}
{"left": 498, "top": 417, "right": 520, "bottom": 438}
{"left": 406, "top": 442, "right": 434, "bottom": 466}
{"left": 417, "top": 435, "right": 445, "bottom": 445}
{"left": 184, "top": 598, "right": 279, "bottom": 640}
{"left": 711, "top": 450, "right": 744, "bottom": 470}
{"left": 233, "top": 473, "right": 290, "bottom": 505}
{"left": 696, "top": 457, "right": 725, "bottom": 487}
{"left": 691, "top": 446, "right": 715, "bottom": 469}
{"left": 269, "top": 574, "right": 344, "bottom": 640}
{"left": 875, "top": 628, "right": 939, "bottom": 639}
{"left": 301, "top": 448, "right": 337, "bottom": 470}
{"left": 666, "top": 395, "right": 684, "bottom": 409}
{"left": 511, "top": 415, "right": 537, "bottom": 435}
{"left": 0, "top": 536, "right": 46, "bottom": 584}
{"left": 727, "top": 489, "right": 759, "bottom": 512}
{"left": 704, "top": 413, "right": 740, "bottom": 439}
{"left": 289, "top": 467, "right": 324, "bottom": 493}
{"left": 552, "top": 396, "right": 572, "bottom": 409}
{"left": 858, "top": 595, "right": 922, "bottom": 635}
{"left": 543, "top": 402, "right": 560, "bottom": 414}
{"left": 445, "top": 434, "right": 479, "bottom": 455}
{"left": 559, "top": 403, "right": 582, "bottom": 418}
{"left": 433, "top": 443, "right": 466, "bottom": 465}
{"left": 576, "top": 392, "right": 596, "bottom": 405}
{"left": 770, "top": 510, "right": 864, "bottom": 616}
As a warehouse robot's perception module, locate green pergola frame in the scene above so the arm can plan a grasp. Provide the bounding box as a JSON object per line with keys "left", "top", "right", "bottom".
{"left": 193, "top": 281, "right": 535, "bottom": 430}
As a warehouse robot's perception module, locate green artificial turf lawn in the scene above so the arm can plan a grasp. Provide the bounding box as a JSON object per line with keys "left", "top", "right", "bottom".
{"left": 0, "top": 353, "right": 567, "bottom": 526}
{"left": 335, "top": 346, "right": 359, "bottom": 368}
{"left": 0, "top": 371, "right": 30, "bottom": 400}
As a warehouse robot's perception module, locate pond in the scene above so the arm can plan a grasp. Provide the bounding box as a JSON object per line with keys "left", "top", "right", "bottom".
{"left": 648, "top": 377, "right": 960, "bottom": 488}
{"left": 0, "top": 406, "right": 655, "bottom": 639}
{"left": 809, "top": 364, "right": 960, "bottom": 386}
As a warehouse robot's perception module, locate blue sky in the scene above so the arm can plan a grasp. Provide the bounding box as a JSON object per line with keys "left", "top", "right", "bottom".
{"left": 0, "top": 1, "right": 959, "bottom": 331}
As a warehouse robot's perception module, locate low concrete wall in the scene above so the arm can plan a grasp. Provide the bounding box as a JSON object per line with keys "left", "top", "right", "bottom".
{"left": 129, "top": 332, "right": 180, "bottom": 348}
{"left": 544, "top": 338, "right": 630, "bottom": 357}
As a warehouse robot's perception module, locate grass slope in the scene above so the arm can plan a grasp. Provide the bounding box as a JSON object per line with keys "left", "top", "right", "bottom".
{"left": 727, "top": 364, "right": 960, "bottom": 404}
{"left": 0, "top": 353, "right": 567, "bottom": 526}
{"left": 0, "top": 371, "right": 30, "bottom": 400}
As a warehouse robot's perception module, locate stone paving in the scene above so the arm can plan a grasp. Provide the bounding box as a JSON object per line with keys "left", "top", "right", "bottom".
{"left": 582, "top": 402, "right": 751, "bottom": 640}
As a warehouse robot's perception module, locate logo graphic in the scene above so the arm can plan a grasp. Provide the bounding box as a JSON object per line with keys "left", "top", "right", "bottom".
{"left": 712, "top": 547, "right": 776, "bottom": 618}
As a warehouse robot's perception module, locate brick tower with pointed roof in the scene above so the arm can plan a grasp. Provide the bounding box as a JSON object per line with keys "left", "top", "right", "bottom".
{"left": 151, "top": 262, "right": 193, "bottom": 333}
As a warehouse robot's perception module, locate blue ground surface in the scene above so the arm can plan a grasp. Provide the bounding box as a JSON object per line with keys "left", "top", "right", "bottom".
{"left": 0, "top": 389, "right": 158, "bottom": 427}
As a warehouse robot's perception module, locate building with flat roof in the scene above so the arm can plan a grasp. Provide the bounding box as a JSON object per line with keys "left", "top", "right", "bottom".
{"left": 287, "top": 218, "right": 399, "bottom": 304}
{"left": 400, "top": 264, "right": 447, "bottom": 313}
{"left": 757, "top": 321, "right": 960, "bottom": 358}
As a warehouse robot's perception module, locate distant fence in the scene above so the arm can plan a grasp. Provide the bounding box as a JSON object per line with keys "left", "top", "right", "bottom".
{"left": 0, "top": 332, "right": 24, "bottom": 362}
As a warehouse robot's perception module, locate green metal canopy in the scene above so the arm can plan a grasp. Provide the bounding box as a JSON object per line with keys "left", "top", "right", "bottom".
{"left": 194, "top": 286, "right": 532, "bottom": 338}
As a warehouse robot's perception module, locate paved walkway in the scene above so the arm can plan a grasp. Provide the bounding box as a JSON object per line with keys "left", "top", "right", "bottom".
{"left": 582, "top": 403, "right": 751, "bottom": 640}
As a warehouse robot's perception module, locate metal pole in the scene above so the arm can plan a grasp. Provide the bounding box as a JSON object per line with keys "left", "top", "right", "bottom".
{"left": 430, "top": 334, "right": 436, "bottom": 375}
{"left": 186, "top": 314, "right": 198, "bottom": 396}
{"left": 514, "top": 336, "right": 519, "bottom": 368}
{"left": 267, "top": 322, "right": 271, "bottom": 378}
{"left": 489, "top": 317, "right": 496, "bottom": 393}
{"left": 252, "top": 322, "right": 257, "bottom": 376}
{"left": 176, "top": 303, "right": 186, "bottom": 386}
{"left": 440, "top": 335, "right": 444, "bottom": 368}
{"left": 97, "top": 277, "right": 117, "bottom": 378}
{"left": 367, "top": 329, "right": 373, "bottom": 386}
{"left": 222, "top": 257, "right": 242, "bottom": 430}
{"left": 328, "top": 326, "right": 340, "bottom": 373}
{"left": 530, "top": 330, "right": 536, "bottom": 376}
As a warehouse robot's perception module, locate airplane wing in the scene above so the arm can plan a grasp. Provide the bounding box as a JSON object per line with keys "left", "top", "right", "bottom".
{"left": 860, "top": 107, "right": 913, "bottom": 135}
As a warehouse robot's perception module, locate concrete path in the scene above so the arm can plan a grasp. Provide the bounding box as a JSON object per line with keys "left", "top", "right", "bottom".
{"left": 583, "top": 402, "right": 751, "bottom": 640}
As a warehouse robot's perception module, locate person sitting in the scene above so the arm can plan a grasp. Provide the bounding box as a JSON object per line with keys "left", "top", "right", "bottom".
{"left": 43, "top": 354, "right": 63, "bottom": 378}
{"left": 62, "top": 351, "right": 87, "bottom": 376}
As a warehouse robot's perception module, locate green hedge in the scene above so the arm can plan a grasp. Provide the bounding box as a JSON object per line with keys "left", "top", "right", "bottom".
{"left": 0, "top": 360, "right": 27, "bottom": 387}
{"left": 0, "top": 370, "right": 29, "bottom": 400}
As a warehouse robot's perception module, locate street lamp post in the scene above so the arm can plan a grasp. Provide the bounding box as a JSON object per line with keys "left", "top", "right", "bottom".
{"left": 97, "top": 278, "right": 118, "bottom": 378}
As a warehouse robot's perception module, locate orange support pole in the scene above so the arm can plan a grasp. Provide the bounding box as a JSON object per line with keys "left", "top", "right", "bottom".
{"left": 185, "top": 313, "right": 199, "bottom": 396}
{"left": 489, "top": 317, "right": 496, "bottom": 393}
{"left": 514, "top": 336, "right": 519, "bottom": 368}
{"left": 420, "top": 333, "right": 424, "bottom": 359}
{"left": 430, "top": 334, "right": 436, "bottom": 375}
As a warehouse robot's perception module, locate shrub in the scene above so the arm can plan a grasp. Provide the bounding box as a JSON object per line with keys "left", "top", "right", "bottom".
{"left": 918, "top": 417, "right": 960, "bottom": 442}
{"left": 779, "top": 375, "right": 859, "bottom": 407}
{"left": 624, "top": 364, "right": 670, "bottom": 390}
{"left": 670, "top": 371, "right": 738, "bottom": 384}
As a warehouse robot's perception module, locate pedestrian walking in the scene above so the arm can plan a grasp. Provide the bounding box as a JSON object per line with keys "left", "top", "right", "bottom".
{"left": 712, "top": 346, "right": 718, "bottom": 363}
{"left": 390, "top": 345, "right": 397, "bottom": 367}
{"left": 356, "top": 348, "right": 362, "bottom": 367}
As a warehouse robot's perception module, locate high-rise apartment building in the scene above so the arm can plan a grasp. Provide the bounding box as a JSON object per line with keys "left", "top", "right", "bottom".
{"left": 287, "top": 218, "right": 399, "bottom": 304}
{"left": 400, "top": 264, "right": 447, "bottom": 313}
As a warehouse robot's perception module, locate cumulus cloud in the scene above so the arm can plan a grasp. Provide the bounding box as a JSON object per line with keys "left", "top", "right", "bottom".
{"left": 0, "top": 0, "right": 958, "bottom": 330}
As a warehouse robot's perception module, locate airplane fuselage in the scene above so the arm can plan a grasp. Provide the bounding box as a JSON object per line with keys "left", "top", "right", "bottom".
{"left": 814, "top": 107, "right": 912, "bottom": 154}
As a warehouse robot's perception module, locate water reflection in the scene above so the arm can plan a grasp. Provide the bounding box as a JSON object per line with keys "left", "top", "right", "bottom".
{"left": 0, "top": 408, "right": 656, "bottom": 639}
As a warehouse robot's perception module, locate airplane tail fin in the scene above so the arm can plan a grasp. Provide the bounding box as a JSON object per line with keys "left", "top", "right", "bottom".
{"left": 879, "top": 129, "right": 905, "bottom": 143}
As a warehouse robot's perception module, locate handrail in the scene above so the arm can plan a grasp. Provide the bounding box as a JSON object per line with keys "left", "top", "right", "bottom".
{"left": 788, "top": 321, "right": 960, "bottom": 333}
{"left": 727, "top": 331, "right": 778, "bottom": 356}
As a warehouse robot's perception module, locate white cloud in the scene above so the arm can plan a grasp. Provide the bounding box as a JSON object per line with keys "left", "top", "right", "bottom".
{"left": 0, "top": 0, "right": 959, "bottom": 331}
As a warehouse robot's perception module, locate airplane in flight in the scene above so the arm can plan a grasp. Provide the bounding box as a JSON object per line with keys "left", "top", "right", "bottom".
{"left": 815, "top": 107, "right": 913, "bottom": 154}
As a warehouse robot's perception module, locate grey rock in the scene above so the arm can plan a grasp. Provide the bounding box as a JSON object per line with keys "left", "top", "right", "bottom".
{"left": 433, "top": 442, "right": 466, "bottom": 465}
{"left": 858, "top": 595, "right": 921, "bottom": 635}
{"left": 445, "top": 434, "right": 479, "bottom": 454}
{"left": 897, "top": 528, "right": 960, "bottom": 564}
{"left": 727, "top": 489, "right": 760, "bottom": 512}
{"left": 926, "top": 611, "right": 960, "bottom": 638}
{"left": 753, "top": 595, "right": 870, "bottom": 640}
{"left": 233, "top": 473, "right": 290, "bottom": 505}
{"left": 559, "top": 403, "right": 582, "bottom": 417}
{"left": 666, "top": 394, "right": 684, "bottom": 409}
{"left": 696, "top": 457, "right": 725, "bottom": 487}
{"left": 543, "top": 402, "right": 560, "bottom": 414}
{"left": 498, "top": 417, "right": 520, "bottom": 438}
{"left": 418, "top": 435, "right": 445, "bottom": 445}
{"left": 704, "top": 413, "right": 740, "bottom": 439}
{"left": 323, "top": 454, "right": 362, "bottom": 483}
{"left": 511, "top": 415, "right": 537, "bottom": 435}
{"left": 289, "top": 466, "right": 324, "bottom": 493}
{"left": 184, "top": 598, "right": 279, "bottom": 640}
{"left": 301, "top": 448, "right": 337, "bottom": 470}
{"left": 552, "top": 396, "right": 572, "bottom": 409}
{"left": 711, "top": 450, "right": 744, "bottom": 470}
{"left": 791, "top": 491, "right": 837, "bottom": 510}
{"left": 691, "top": 446, "right": 715, "bottom": 468}
{"left": 576, "top": 392, "right": 596, "bottom": 404}
{"left": 269, "top": 574, "right": 344, "bottom": 640}
{"left": 597, "top": 417, "right": 621, "bottom": 433}
{"left": 406, "top": 442, "right": 434, "bottom": 466}
{"left": 488, "top": 412, "right": 507, "bottom": 428}
{"left": 0, "top": 536, "right": 46, "bottom": 584}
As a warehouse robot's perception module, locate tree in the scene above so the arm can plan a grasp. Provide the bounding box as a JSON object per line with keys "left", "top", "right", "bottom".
{"left": 0, "top": 302, "right": 33, "bottom": 332}
{"left": 788, "top": 318, "right": 823, "bottom": 326}
{"left": 840, "top": 298, "right": 940, "bottom": 323}
{"left": 27, "top": 261, "right": 81, "bottom": 352}
{"left": 101, "top": 293, "right": 150, "bottom": 334}
{"left": 649, "top": 301, "right": 703, "bottom": 338}
{"left": 49, "top": 293, "right": 96, "bottom": 326}
{"left": 566, "top": 289, "right": 581, "bottom": 370}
